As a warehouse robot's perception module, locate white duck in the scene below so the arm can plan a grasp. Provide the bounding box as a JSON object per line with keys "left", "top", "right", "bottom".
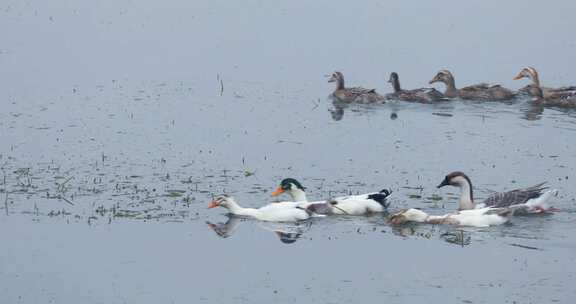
{"left": 208, "top": 195, "right": 313, "bottom": 222}
{"left": 271, "top": 178, "right": 392, "bottom": 215}
{"left": 436, "top": 171, "right": 558, "bottom": 213}
{"left": 388, "top": 207, "right": 522, "bottom": 228}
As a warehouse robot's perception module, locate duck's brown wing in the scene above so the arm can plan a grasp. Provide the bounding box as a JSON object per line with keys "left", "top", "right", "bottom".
{"left": 481, "top": 183, "right": 547, "bottom": 208}
{"left": 543, "top": 95, "right": 576, "bottom": 108}
{"left": 413, "top": 88, "right": 446, "bottom": 102}
{"left": 394, "top": 88, "right": 444, "bottom": 103}
{"left": 489, "top": 86, "right": 516, "bottom": 100}
{"left": 460, "top": 85, "right": 492, "bottom": 99}
{"left": 348, "top": 86, "right": 376, "bottom": 94}
{"left": 463, "top": 83, "right": 492, "bottom": 90}
{"left": 548, "top": 89, "right": 576, "bottom": 100}
{"left": 334, "top": 87, "right": 385, "bottom": 103}
{"left": 461, "top": 83, "right": 514, "bottom": 100}
{"left": 357, "top": 92, "right": 386, "bottom": 103}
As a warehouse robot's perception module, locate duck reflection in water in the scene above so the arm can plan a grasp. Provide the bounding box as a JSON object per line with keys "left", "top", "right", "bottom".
{"left": 328, "top": 99, "right": 399, "bottom": 122}
{"left": 206, "top": 215, "right": 311, "bottom": 244}
{"left": 328, "top": 100, "right": 346, "bottom": 121}
{"left": 520, "top": 102, "right": 545, "bottom": 121}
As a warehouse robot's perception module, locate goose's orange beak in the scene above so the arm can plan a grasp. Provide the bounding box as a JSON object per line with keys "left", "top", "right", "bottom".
{"left": 271, "top": 187, "right": 284, "bottom": 196}
{"left": 207, "top": 200, "right": 218, "bottom": 209}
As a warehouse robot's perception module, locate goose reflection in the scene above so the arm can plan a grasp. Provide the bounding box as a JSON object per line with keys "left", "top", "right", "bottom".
{"left": 390, "top": 223, "right": 472, "bottom": 247}
{"left": 206, "top": 215, "right": 311, "bottom": 244}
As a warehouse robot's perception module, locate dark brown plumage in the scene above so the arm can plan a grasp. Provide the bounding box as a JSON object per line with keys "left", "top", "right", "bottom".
{"left": 386, "top": 72, "right": 446, "bottom": 103}
{"left": 328, "top": 71, "right": 386, "bottom": 104}
{"left": 529, "top": 85, "right": 576, "bottom": 108}
{"left": 429, "top": 70, "right": 515, "bottom": 101}
{"left": 514, "top": 66, "right": 576, "bottom": 99}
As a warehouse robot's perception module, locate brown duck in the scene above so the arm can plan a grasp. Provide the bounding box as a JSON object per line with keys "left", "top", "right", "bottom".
{"left": 513, "top": 66, "right": 576, "bottom": 99}
{"left": 328, "top": 71, "right": 386, "bottom": 103}
{"left": 429, "top": 70, "right": 515, "bottom": 101}
{"left": 386, "top": 72, "right": 445, "bottom": 103}
{"left": 529, "top": 85, "right": 576, "bottom": 108}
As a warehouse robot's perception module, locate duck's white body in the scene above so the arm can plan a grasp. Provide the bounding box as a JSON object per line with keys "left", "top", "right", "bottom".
{"left": 448, "top": 208, "right": 510, "bottom": 227}
{"left": 389, "top": 207, "right": 515, "bottom": 228}
{"left": 326, "top": 193, "right": 389, "bottom": 215}
{"left": 208, "top": 196, "right": 311, "bottom": 222}
{"left": 273, "top": 180, "right": 391, "bottom": 216}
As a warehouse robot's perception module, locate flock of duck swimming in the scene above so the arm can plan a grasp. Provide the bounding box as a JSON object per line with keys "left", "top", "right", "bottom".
{"left": 208, "top": 171, "right": 559, "bottom": 228}
{"left": 328, "top": 66, "right": 576, "bottom": 107}
{"left": 208, "top": 66, "right": 568, "bottom": 229}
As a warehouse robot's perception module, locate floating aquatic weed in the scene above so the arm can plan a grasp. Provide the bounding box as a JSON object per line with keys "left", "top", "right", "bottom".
{"left": 432, "top": 112, "right": 453, "bottom": 117}
{"left": 427, "top": 194, "right": 443, "bottom": 201}
{"left": 113, "top": 209, "right": 142, "bottom": 218}
{"left": 408, "top": 193, "right": 422, "bottom": 199}
{"left": 47, "top": 209, "right": 72, "bottom": 217}
{"left": 165, "top": 189, "right": 186, "bottom": 197}
{"left": 509, "top": 243, "right": 542, "bottom": 251}
{"left": 440, "top": 231, "right": 471, "bottom": 246}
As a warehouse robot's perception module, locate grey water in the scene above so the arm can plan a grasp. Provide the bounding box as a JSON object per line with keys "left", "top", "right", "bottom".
{"left": 1, "top": 0, "right": 576, "bottom": 303}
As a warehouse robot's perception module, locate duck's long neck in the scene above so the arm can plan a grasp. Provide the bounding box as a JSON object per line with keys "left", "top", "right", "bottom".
{"left": 443, "top": 77, "right": 458, "bottom": 98}
{"left": 457, "top": 179, "right": 475, "bottom": 210}
{"left": 289, "top": 188, "right": 308, "bottom": 202}
{"left": 391, "top": 78, "right": 402, "bottom": 93}
{"left": 530, "top": 73, "right": 541, "bottom": 87}
{"left": 225, "top": 200, "right": 259, "bottom": 217}
{"left": 336, "top": 77, "right": 345, "bottom": 90}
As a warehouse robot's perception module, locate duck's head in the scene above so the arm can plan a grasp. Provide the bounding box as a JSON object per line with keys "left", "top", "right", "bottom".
{"left": 437, "top": 171, "right": 471, "bottom": 188}
{"left": 513, "top": 67, "right": 539, "bottom": 82}
{"left": 388, "top": 208, "right": 429, "bottom": 224}
{"left": 328, "top": 71, "right": 344, "bottom": 83}
{"left": 429, "top": 70, "right": 454, "bottom": 85}
{"left": 388, "top": 72, "right": 402, "bottom": 92}
{"left": 272, "top": 178, "right": 306, "bottom": 200}
{"left": 207, "top": 195, "right": 235, "bottom": 209}
{"left": 388, "top": 72, "right": 399, "bottom": 84}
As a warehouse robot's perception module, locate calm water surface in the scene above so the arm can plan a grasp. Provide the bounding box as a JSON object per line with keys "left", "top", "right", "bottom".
{"left": 1, "top": 0, "right": 576, "bottom": 303}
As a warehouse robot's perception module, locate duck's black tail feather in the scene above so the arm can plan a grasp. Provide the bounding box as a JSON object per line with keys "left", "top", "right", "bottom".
{"left": 368, "top": 189, "right": 392, "bottom": 209}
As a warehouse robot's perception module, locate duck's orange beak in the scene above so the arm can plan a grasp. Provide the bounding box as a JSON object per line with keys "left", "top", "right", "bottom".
{"left": 513, "top": 73, "right": 524, "bottom": 80}
{"left": 271, "top": 187, "right": 284, "bottom": 196}
{"left": 207, "top": 200, "right": 218, "bottom": 209}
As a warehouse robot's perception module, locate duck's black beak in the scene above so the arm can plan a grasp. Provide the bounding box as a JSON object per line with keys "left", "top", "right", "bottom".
{"left": 437, "top": 178, "right": 450, "bottom": 188}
